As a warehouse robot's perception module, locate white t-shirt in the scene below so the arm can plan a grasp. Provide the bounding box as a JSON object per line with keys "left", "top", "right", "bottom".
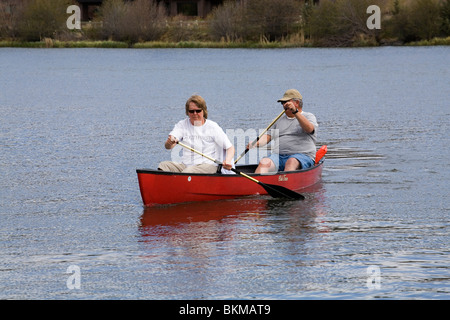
{"left": 170, "top": 118, "right": 233, "bottom": 166}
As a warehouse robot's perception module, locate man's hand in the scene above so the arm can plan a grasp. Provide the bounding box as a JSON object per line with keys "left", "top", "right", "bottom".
{"left": 222, "top": 161, "right": 232, "bottom": 170}
{"left": 283, "top": 100, "right": 297, "bottom": 113}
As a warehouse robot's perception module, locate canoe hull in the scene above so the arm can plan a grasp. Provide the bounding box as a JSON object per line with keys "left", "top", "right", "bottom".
{"left": 136, "top": 163, "right": 323, "bottom": 206}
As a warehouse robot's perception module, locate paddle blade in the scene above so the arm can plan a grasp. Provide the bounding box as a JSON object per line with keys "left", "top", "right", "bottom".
{"left": 260, "top": 182, "right": 305, "bottom": 200}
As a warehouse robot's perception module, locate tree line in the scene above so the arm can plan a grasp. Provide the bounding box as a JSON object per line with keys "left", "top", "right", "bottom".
{"left": 1, "top": 0, "right": 449, "bottom": 46}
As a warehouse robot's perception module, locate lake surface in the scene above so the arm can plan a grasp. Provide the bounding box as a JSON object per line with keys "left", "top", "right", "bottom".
{"left": 0, "top": 46, "right": 449, "bottom": 300}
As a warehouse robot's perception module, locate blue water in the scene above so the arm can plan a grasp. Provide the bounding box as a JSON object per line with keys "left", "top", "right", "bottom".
{"left": 0, "top": 46, "right": 449, "bottom": 299}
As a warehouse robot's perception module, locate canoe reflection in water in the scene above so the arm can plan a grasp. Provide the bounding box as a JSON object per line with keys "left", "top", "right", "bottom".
{"left": 139, "top": 182, "right": 329, "bottom": 241}
{"left": 137, "top": 183, "right": 329, "bottom": 293}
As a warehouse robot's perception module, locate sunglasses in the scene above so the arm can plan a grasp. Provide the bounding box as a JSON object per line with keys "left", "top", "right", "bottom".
{"left": 188, "top": 109, "right": 203, "bottom": 114}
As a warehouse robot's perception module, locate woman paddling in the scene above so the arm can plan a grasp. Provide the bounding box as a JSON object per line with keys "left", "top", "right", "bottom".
{"left": 158, "top": 95, "right": 235, "bottom": 174}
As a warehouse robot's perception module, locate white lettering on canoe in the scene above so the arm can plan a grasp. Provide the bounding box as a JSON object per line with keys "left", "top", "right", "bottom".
{"left": 278, "top": 175, "right": 288, "bottom": 182}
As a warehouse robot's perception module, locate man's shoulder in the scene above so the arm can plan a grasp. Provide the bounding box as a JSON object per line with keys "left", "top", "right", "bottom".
{"left": 303, "top": 111, "right": 318, "bottom": 124}
{"left": 302, "top": 111, "right": 316, "bottom": 118}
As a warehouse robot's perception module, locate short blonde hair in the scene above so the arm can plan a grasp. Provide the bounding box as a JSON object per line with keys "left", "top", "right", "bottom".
{"left": 185, "top": 95, "right": 208, "bottom": 119}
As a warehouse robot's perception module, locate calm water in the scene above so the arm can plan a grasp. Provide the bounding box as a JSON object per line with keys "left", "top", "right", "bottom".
{"left": 0, "top": 47, "right": 449, "bottom": 300}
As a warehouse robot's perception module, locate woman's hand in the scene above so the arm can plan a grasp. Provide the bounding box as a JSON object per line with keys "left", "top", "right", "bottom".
{"left": 164, "top": 135, "right": 178, "bottom": 149}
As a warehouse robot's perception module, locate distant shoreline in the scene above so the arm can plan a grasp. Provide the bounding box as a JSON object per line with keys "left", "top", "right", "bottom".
{"left": 1, "top": 37, "right": 450, "bottom": 49}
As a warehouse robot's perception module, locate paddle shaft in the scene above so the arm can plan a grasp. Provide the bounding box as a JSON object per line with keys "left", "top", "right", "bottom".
{"left": 234, "top": 109, "right": 286, "bottom": 164}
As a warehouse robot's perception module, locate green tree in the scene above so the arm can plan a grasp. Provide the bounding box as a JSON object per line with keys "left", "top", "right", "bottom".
{"left": 441, "top": 0, "right": 450, "bottom": 36}
{"left": 16, "top": 0, "right": 69, "bottom": 41}
{"left": 300, "top": 0, "right": 315, "bottom": 41}
{"left": 308, "top": 0, "right": 341, "bottom": 46}
{"left": 385, "top": 0, "right": 444, "bottom": 42}
{"left": 409, "top": 0, "right": 442, "bottom": 40}
{"left": 309, "top": 0, "right": 388, "bottom": 46}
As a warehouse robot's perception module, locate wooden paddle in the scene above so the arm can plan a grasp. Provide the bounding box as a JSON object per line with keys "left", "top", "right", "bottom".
{"left": 177, "top": 141, "right": 304, "bottom": 200}
{"left": 234, "top": 109, "right": 286, "bottom": 164}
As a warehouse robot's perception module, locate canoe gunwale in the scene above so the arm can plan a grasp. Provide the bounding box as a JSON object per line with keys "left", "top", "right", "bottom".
{"left": 136, "top": 161, "right": 323, "bottom": 177}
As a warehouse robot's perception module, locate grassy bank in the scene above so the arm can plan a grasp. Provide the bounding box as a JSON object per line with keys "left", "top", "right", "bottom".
{"left": 1, "top": 37, "right": 449, "bottom": 49}
{"left": 0, "top": 40, "right": 129, "bottom": 48}
{"left": 0, "top": 39, "right": 311, "bottom": 49}
{"left": 405, "top": 37, "right": 450, "bottom": 46}
{"left": 132, "top": 40, "right": 315, "bottom": 49}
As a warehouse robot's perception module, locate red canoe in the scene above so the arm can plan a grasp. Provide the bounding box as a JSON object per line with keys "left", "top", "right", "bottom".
{"left": 136, "top": 162, "right": 324, "bottom": 207}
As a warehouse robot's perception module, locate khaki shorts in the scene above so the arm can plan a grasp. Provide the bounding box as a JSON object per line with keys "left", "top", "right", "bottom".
{"left": 158, "top": 161, "right": 218, "bottom": 174}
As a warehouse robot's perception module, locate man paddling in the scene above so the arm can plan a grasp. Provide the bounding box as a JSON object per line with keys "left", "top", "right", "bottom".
{"left": 248, "top": 89, "right": 318, "bottom": 173}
